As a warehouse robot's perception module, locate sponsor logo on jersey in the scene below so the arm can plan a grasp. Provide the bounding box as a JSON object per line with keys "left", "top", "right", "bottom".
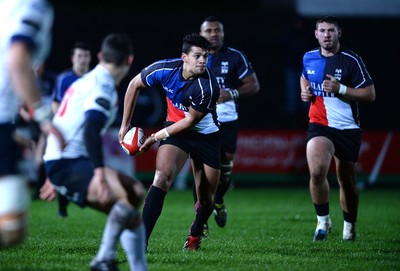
{"left": 307, "top": 69, "right": 315, "bottom": 75}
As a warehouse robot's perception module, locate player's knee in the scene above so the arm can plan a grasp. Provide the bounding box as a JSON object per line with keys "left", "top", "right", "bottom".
{"left": 152, "top": 170, "right": 173, "bottom": 191}
{"left": 0, "top": 213, "right": 28, "bottom": 247}
{"left": 0, "top": 176, "right": 30, "bottom": 247}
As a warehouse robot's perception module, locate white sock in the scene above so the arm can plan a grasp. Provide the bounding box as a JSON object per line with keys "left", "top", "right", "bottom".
{"left": 316, "top": 215, "right": 331, "bottom": 229}
{"left": 120, "top": 223, "right": 148, "bottom": 271}
{"left": 95, "top": 201, "right": 136, "bottom": 261}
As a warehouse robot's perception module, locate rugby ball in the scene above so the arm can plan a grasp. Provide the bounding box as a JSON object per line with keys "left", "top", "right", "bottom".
{"left": 121, "top": 127, "right": 147, "bottom": 156}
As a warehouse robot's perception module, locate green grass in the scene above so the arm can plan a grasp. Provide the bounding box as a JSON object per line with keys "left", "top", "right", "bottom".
{"left": 1, "top": 188, "right": 399, "bottom": 271}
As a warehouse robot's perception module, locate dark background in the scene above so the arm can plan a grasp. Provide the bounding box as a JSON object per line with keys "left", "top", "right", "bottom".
{"left": 48, "top": 0, "right": 399, "bottom": 131}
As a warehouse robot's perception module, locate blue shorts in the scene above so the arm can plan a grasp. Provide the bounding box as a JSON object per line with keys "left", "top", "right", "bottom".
{"left": 159, "top": 128, "right": 221, "bottom": 170}
{"left": 0, "top": 123, "right": 23, "bottom": 176}
{"left": 45, "top": 157, "right": 94, "bottom": 208}
{"left": 219, "top": 120, "right": 238, "bottom": 154}
{"left": 306, "top": 123, "right": 362, "bottom": 162}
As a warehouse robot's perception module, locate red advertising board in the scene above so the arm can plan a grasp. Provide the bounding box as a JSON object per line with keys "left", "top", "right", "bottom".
{"left": 103, "top": 129, "right": 399, "bottom": 181}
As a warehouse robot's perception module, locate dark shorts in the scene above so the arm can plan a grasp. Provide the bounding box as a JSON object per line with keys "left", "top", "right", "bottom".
{"left": 160, "top": 129, "right": 221, "bottom": 169}
{"left": 306, "top": 123, "right": 362, "bottom": 162}
{"left": 45, "top": 157, "right": 94, "bottom": 208}
{"left": 220, "top": 120, "right": 238, "bottom": 154}
{"left": 0, "top": 123, "right": 23, "bottom": 176}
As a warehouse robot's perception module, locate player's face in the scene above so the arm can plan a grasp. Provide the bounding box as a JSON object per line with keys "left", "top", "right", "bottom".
{"left": 182, "top": 46, "right": 208, "bottom": 79}
{"left": 72, "top": 48, "right": 91, "bottom": 74}
{"left": 315, "top": 22, "right": 340, "bottom": 52}
{"left": 200, "top": 21, "right": 224, "bottom": 51}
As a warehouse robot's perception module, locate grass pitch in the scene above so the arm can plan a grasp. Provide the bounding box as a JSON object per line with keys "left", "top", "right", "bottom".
{"left": 0, "top": 187, "right": 399, "bottom": 271}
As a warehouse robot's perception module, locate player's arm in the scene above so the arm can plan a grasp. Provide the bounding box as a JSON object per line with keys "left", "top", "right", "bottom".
{"left": 8, "top": 40, "right": 65, "bottom": 147}
{"left": 83, "top": 110, "right": 112, "bottom": 205}
{"left": 237, "top": 73, "right": 260, "bottom": 97}
{"left": 219, "top": 73, "right": 260, "bottom": 103}
{"left": 119, "top": 73, "right": 146, "bottom": 143}
{"left": 300, "top": 76, "right": 314, "bottom": 102}
{"left": 139, "top": 107, "right": 206, "bottom": 152}
{"left": 8, "top": 41, "right": 42, "bottom": 107}
{"left": 323, "top": 74, "right": 375, "bottom": 103}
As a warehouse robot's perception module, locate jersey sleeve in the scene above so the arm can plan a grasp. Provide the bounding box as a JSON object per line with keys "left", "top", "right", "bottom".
{"left": 83, "top": 82, "right": 115, "bottom": 119}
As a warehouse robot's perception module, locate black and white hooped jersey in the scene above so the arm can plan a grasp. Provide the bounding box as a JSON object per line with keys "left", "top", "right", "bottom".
{"left": 302, "top": 47, "right": 373, "bottom": 129}
{"left": 141, "top": 58, "right": 220, "bottom": 134}
{"left": 0, "top": 0, "right": 53, "bottom": 123}
{"left": 207, "top": 46, "right": 256, "bottom": 122}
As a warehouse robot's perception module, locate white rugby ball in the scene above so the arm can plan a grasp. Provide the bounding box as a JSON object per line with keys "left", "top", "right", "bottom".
{"left": 121, "top": 127, "right": 147, "bottom": 156}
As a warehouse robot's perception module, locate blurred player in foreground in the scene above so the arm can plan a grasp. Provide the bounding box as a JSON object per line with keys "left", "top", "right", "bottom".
{"left": 300, "top": 15, "right": 375, "bottom": 241}
{"left": 40, "top": 33, "right": 148, "bottom": 271}
{"left": 119, "top": 33, "right": 220, "bottom": 251}
{"left": 198, "top": 16, "right": 260, "bottom": 235}
{"left": 0, "top": 0, "right": 63, "bottom": 247}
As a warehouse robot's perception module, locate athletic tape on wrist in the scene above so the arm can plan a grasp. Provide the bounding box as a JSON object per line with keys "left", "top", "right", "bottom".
{"left": 228, "top": 89, "right": 239, "bottom": 101}
{"left": 154, "top": 128, "right": 170, "bottom": 142}
{"left": 339, "top": 84, "right": 347, "bottom": 95}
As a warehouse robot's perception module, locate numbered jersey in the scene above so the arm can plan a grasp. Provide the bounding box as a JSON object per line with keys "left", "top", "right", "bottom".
{"left": 0, "top": 0, "right": 53, "bottom": 123}
{"left": 44, "top": 65, "right": 118, "bottom": 161}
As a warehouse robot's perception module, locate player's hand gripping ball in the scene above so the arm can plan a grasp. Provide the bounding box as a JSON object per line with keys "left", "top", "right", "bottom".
{"left": 121, "top": 127, "right": 147, "bottom": 156}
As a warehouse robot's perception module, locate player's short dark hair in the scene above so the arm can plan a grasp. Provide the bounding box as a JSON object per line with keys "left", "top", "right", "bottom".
{"left": 101, "top": 33, "right": 133, "bottom": 66}
{"left": 202, "top": 16, "right": 221, "bottom": 23}
{"left": 71, "top": 41, "right": 91, "bottom": 55}
{"left": 315, "top": 15, "right": 341, "bottom": 30}
{"left": 182, "top": 33, "right": 211, "bottom": 54}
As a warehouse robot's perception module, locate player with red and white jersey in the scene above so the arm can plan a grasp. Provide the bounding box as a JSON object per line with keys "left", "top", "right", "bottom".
{"left": 44, "top": 65, "right": 118, "bottom": 161}
{"left": 41, "top": 33, "right": 148, "bottom": 271}
{"left": 300, "top": 15, "right": 375, "bottom": 242}
{"left": 119, "top": 33, "right": 220, "bottom": 251}
{"left": 0, "top": 0, "right": 56, "bottom": 247}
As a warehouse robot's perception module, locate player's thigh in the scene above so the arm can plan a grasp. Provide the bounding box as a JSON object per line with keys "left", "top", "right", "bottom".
{"left": 156, "top": 144, "right": 188, "bottom": 178}
{"left": 306, "top": 136, "right": 334, "bottom": 175}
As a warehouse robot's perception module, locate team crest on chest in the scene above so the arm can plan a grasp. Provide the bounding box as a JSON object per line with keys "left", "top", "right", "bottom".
{"left": 334, "top": 68, "right": 342, "bottom": 81}
{"left": 221, "top": 61, "right": 228, "bottom": 74}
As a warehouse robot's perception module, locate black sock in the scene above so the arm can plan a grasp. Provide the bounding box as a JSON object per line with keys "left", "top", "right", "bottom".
{"left": 215, "top": 179, "right": 231, "bottom": 204}
{"left": 314, "top": 202, "right": 329, "bottom": 216}
{"left": 192, "top": 182, "right": 197, "bottom": 204}
{"left": 190, "top": 202, "right": 214, "bottom": 237}
{"left": 142, "top": 185, "right": 167, "bottom": 245}
{"left": 343, "top": 211, "right": 357, "bottom": 223}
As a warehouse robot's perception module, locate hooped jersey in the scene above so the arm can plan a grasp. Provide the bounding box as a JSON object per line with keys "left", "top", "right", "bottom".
{"left": 207, "top": 46, "right": 256, "bottom": 122}
{"left": 302, "top": 47, "right": 373, "bottom": 129}
{"left": 141, "top": 58, "right": 220, "bottom": 134}
{"left": 44, "top": 65, "right": 118, "bottom": 161}
{"left": 0, "top": 0, "right": 53, "bottom": 123}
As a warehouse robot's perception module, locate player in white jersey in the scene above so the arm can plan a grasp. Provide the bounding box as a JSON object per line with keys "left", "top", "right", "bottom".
{"left": 40, "top": 33, "right": 148, "bottom": 271}
{"left": 0, "top": 0, "right": 63, "bottom": 247}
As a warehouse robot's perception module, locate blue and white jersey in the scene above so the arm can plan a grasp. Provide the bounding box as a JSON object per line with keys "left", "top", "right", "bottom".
{"left": 0, "top": 0, "right": 53, "bottom": 124}
{"left": 52, "top": 69, "right": 81, "bottom": 103}
{"left": 302, "top": 47, "right": 373, "bottom": 129}
{"left": 207, "top": 46, "right": 255, "bottom": 122}
{"left": 44, "top": 65, "right": 118, "bottom": 161}
{"left": 141, "top": 58, "right": 220, "bottom": 134}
